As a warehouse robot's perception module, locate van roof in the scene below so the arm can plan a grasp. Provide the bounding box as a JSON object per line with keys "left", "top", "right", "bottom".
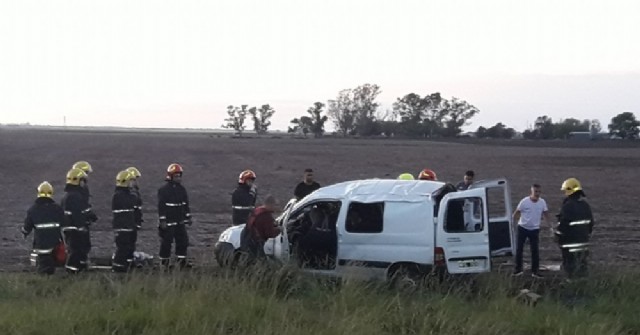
{"left": 303, "top": 179, "right": 445, "bottom": 204}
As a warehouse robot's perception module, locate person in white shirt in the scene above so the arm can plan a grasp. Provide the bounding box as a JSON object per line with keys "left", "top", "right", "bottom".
{"left": 512, "top": 184, "right": 551, "bottom": 278}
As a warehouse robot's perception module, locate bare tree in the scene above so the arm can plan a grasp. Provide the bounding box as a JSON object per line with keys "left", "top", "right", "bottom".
{"left": 222, "top": 105, "right": 248, "bottom": 136}
{"left": 249, "top": 104, "right": 276, "bottom": 135}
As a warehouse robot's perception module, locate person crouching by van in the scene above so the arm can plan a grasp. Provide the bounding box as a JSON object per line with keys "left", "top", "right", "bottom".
{"left": 512, "top": 184, "right": 550, "bottom": 278}
{"left": 22, "top": 181, "right": 65, "bottom": 275}
{"left": 240, "top": 195, "right": 281, "bottom": 263}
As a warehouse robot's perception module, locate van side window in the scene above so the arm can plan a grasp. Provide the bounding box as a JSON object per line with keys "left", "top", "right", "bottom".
{"left": 345, "top": 202, "right": 384, "bottom": 233}
{"left": 444, "top": 197, "right": 484, "bottom": 233}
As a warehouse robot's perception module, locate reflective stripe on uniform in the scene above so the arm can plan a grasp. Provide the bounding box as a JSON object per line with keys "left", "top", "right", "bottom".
{"left": 185, "top": 213, "right": 191, "bottom": 217}
{"left": 115, "top": 228, "right": 135, "bottom": 232}
{"left": 166, "top": 222, "right": 179, "bottom": 226}
{"left": 561, "top": 243, "right": 589, "bottom": 248}
{"left": 34, "top": 222, "right": 60, "bottom": 229}
{"left": 64, "top": 211, "right": 73, "bottom": 215}
{"left": 66, "top": 265, "right": 79, "bottom": 271}
{"left": 165, "top": 202, "right": 185, "bottom": 207}
{"left": 177, "top": 255, "right": 186, "bottom": 259}
{"left": 113, "top": 209, "right": 134, "bottom": 213}
{"left": 82, "top": 207, "right": 93, "bottom": 214}
{"left": 134, "top": 206, "right": 142, "bottom": 210}
{"left": 569, "top": 247, "right": 589, "bottom": 253}
{"left": 159, "top": 216, "right": 166, "bottom": 220}
{"left": 569, "top": 220, "right": 591, "bottom": 226}
{"left": 61, "top": 226, "right": 78, "bottom": 231}
{"left": 232, "top": 206, "right": 254, "bottom": 210}
{"left": 33, "top": 248, "right": 54, "bottom": 254}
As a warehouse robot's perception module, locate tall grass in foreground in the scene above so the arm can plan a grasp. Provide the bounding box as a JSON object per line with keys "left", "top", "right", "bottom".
{"left": 1, "top": 266, "right": 639, "bottom": 335}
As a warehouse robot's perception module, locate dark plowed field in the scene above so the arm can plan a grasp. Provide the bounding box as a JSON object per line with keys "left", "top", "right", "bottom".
{"left": 1, "top": 127, "right": 639, "bottom": 272}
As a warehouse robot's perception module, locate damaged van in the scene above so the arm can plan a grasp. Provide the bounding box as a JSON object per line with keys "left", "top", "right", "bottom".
{"left": 214, "top": 178, "right": 515, "bottom": 281}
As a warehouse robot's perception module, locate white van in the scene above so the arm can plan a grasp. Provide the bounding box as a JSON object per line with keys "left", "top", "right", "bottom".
{"left": 214, "top": 178, "right": 515, "bottom": 280}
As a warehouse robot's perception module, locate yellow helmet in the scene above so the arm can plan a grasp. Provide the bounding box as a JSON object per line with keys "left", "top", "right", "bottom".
{"left": 397, "top": 173, "right": 415, "bottom": 180}
{"left": 72, "top": 161, "right": 93, "bottom": 174}
{"left": 561, "top": 178, "right": 582, "bottom": 196}
{"left": 66, "top": 168, "right": 88, "bottom": 186}
{"left": 126, "top": 166, "right": 141, "bottom": 178}
{"left": 37, "top": 181, "right": 54, "bottom": 198}
{"left": 116, "top": 170, "right": 133, "bottom": 187}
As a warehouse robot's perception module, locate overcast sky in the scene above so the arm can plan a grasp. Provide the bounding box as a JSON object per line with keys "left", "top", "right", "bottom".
{"left": 1, "top": 0, "right": 639, "bottom": 131}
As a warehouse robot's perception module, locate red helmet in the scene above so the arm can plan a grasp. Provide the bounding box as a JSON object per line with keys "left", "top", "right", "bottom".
{"left": 418, "top": 168, "right": 437, "bottom": 181}
{"left": 238, "top": 169, "right": 256, "bottom": 184}
{"left": 167, "top": 163, "right": 184, "bottom": 178}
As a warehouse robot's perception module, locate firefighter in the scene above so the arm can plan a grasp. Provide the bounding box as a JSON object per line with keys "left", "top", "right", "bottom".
{"left": 61, "top": 168, "right": 98, "bottom": 273}
{"left": 112, "top": 170, "right": 138, "bottom": 272}
{"left": 231, "top": 170, "right": 257, "bottom": 226}
{"left": 555, "top": 178, "right": 594, "bottom": 279}
{"left": 418, "top": 168, "right": 438, "bottom": 181}
{"left": 240, "top": 195, "right": 281, "bottom": 263}
{"left": 157, "top": 163, "right": 192, "bottom": 268}
{"left": 397, "top": 173, "right": 414, "bottom": 180}
{"left": 22, "top": 181, "right": 64, "bottom": 275}
{"left": 72, "top": 161, "right": 93, "bottom": 197}
{"left": 126, "top": 166, "right": 144, "bottom": 230}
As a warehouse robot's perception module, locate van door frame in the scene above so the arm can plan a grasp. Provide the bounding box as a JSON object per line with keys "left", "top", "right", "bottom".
{"left": 468, "top": 178, "right": 515, "bottom": 257}
{"left": 436, "top": 188, "right": 491, "bottom": 274}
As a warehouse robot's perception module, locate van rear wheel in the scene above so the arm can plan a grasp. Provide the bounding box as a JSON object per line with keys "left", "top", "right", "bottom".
{"left": 388, "top": 264, "right": 424, "bottom": 289}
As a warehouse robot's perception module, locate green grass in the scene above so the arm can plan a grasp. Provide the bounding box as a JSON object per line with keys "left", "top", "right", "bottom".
{"left": 1, "top": 266, "right": 639, "bottom": 335}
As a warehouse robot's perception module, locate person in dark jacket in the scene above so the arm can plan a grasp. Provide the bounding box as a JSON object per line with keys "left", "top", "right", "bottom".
{"left": 157, "top": 163, "right": 192, "bottom": 268}
{"left": 61, "top": 168, "right": 98, "bottom": 273}
{"left": 555, "top": 178, "right": 594, "bottom": 279}
{"left": 126, "top": 166, "right": 144, "bottom": 230}
{"left": 22, "top": 181, "right": 64, "bottom": 275}
{"left": 294, "top": 168, "right": 321, "bottom": 200}
{"left": 456, "top": 170, "right": 474, "bottom": 190}
{"left": 112, "top": 170, "right": 139, "bottom": 273}
{"left": 231, "top": 170, "right": 257, "bottom": 226}
{"left": 72, "top": 160, "right": 93, "bottom": 198}
{"left": 240, "top": 195, "right": 281, "bottom": 262}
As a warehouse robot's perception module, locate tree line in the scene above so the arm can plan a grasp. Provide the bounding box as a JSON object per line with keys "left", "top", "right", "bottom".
{"left": 222, "top": 83, "right": 640, "bottom": 140}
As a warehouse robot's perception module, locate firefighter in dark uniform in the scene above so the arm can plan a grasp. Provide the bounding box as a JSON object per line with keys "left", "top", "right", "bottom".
{"left": 111, "top": 170, "right": 139, "bottom": 272}
{"left": 72, "top": 161, "right": 93, "bottom": 198}
{"left": 555, "top": 178, "right": 594, "bottom": 279}
{"left": 61, "top": 168, "right": 98, "bottom": 273}
{"left": 126, "top": 166, "right": 144, "bottom": 230}
{"left": 157, "top": 163, "right": 192, "bottom": 268}
{"left": 22, "top": 181, "right": 64, "bottom": 275}
{"left": 231, "top": 170, "right": 257, "bottom": 226}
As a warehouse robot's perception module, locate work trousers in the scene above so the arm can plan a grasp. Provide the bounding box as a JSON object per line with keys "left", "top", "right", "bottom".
{"left": 561, "top": 248, "right": 589, "bottom": 278}
{"left": 64, "top": 229, "right": 91, "bottom": 273}
{"left": 159, "top": 224, "right": 189, "bottom": 267}
{"left": 515, "top": 226, "right": 540, "bottom": 273}
{"left": 36, "top": 253, "right": 56, "bottom": 275}
{"left": 113, "top": 230, "right": 137, "bottom": 272}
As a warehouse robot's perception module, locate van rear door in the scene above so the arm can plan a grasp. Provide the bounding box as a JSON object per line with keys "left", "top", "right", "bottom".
{"left": 468, "top": 179, "right": 514, "bottom": 257}
{"left": 436, "top": 188, "right": 491, "bottom": 274}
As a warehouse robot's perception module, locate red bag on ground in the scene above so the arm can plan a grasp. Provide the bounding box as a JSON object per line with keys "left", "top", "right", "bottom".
{"left": 53, "top": 241, "right": 66, "bottom": 266}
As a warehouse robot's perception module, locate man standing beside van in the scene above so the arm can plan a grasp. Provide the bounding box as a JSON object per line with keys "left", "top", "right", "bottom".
{"left": 512, "top": 184, "right": 550, "bottom": 278}
{"left": 456, "top": 170, "right": 475, "bottom": 190}
{"left": 294, "top": 168, "right": 320, "bottom": 200}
